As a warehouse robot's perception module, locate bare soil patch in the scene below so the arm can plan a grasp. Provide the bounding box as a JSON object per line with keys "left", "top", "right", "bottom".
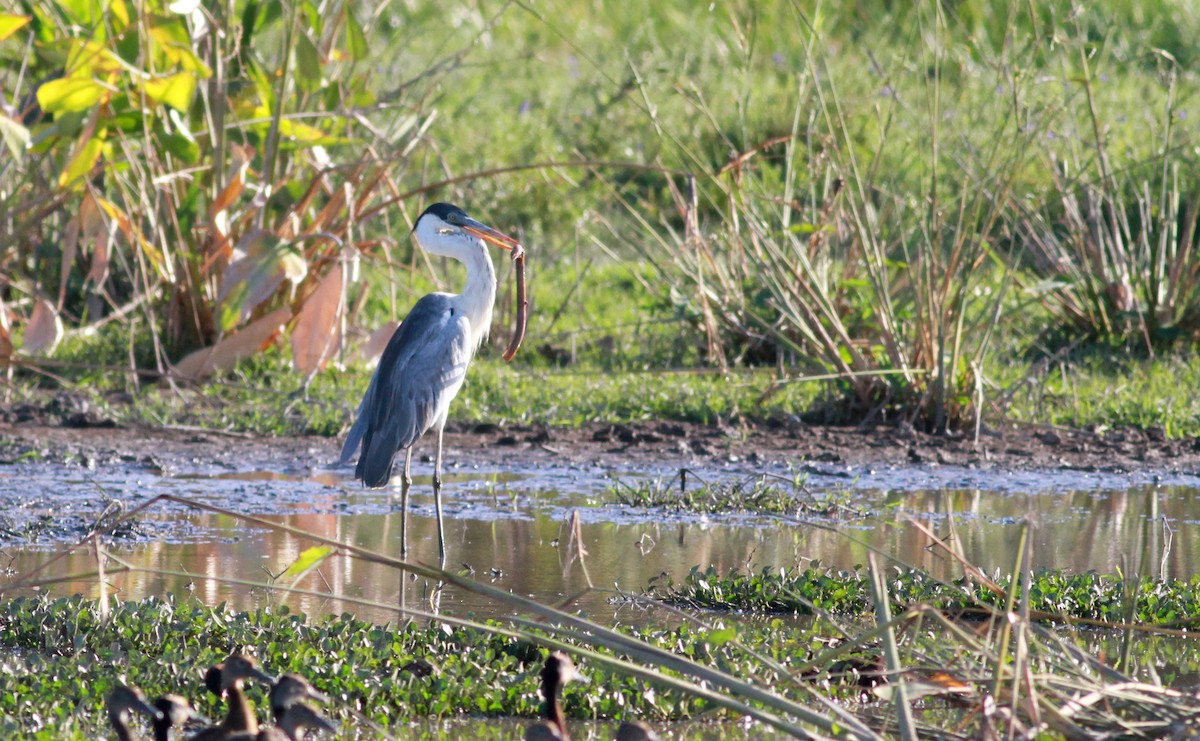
{"left": 2, "top": 394, "right": 1199, "bottom": 475}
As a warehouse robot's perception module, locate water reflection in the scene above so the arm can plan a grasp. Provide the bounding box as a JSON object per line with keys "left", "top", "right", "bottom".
{"left": 888, "top": 485, "right": 1189, "bottom": 580}
{"left": 4, "top": 483, "right": 1198, "bottom": 624}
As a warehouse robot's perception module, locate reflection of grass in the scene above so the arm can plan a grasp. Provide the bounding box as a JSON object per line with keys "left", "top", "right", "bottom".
{"left": 609, "top": 470, "right": 861, "bottom": 518}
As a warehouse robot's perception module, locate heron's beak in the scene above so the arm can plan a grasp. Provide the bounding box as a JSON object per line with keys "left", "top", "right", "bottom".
{"left": 461, "top": 217, "right": 522, "bottom": 253}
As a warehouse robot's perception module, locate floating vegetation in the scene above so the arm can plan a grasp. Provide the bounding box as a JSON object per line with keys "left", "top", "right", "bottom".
{"left": 0, "top": 594, "right": 818, "bottom": 737}
{"left": 608, "top": 469, "right": 863, "bottom": 518}
{"left": 652, "top": 565, "right": 1200, "bottom": 626}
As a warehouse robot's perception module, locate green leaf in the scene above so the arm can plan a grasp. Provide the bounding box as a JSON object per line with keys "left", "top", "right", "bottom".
{"left": 159, "top": 130, "right": 199, "bottom": 163}
{"left": 294, "top": 32, "right": 322, "bottom": 93}
{"left": 344, "top": 9, "right": 367, "bottom": 59}
{"left": 37, "top": 77, "right": 106, "bottom": 113}
{"left": 58, "top": 135, "right": 104, "bottom": 187}
{"left": 705, "top": 627, "right": 737, "bottom": 646}
{"left": 0, "top": 13, "right": 31, "bottom": 41}
{"left": 299, "top": 0, "right": 322, "bottom": 35}
{"left": 57, "top": 0, "right": 102, "bottom": 26}
{"left": 0, "top": 113, "right": 31, "bottom": 159}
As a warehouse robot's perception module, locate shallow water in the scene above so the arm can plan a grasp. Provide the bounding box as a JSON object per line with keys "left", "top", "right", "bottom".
{"left": 5, "top": 453, "right": 1200, "bottom": 737}
{"left": 3, "top": 457, "right": 1200, "bottom": 625}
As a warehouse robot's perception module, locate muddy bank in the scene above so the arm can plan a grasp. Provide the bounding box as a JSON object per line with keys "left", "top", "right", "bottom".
{"left": 2, "top": 398, "right": 1199, "bottom": 476}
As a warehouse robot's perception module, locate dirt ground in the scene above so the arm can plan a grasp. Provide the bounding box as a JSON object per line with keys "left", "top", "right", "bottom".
{"left": 3, "top": 393, "right": 1199, "bottom": 475}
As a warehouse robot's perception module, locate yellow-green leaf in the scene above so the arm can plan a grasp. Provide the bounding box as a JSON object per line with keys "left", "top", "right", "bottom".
{"left": 65, "top": 39, "right": 121, "bottom": 75}
{"left": 294, "top": 32, "right": 321, "bottom": 93}
{"left": 58, "top": 135, "right": 104, "bottom": 187}
{"left": 149, "top": 16, "right": 211, "bottom": 76}
{"left": 109, "top": 0, "right": 129, "bottom": 28}
{"left": 37, "top": 77, "right": 106, "bottom": 113}
{"left": 279, "top": 117, "right": 337, "bottom": 145}
{"left": 344, "top": 10, "right": 367, "bottom": 59}
{"left": 0, "top": 14, "right": 31, "bottom": 41}
{"left": 143, "top": 72, "right": 197, "bottom": 111}
{"left": 57, "top": 0, "right": 101, "bottom": 26}
{"left": 0, "top": 113, "right": 30, "bottom": 159}
{"left": 705, "top": 627, "right": 738, "bottom": 646}
{"left": 279, "top": 545, "right": 335, "bottom": 584}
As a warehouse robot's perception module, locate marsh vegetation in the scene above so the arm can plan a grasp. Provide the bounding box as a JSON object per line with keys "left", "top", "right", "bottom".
{"left": 4, "top": 0, "right": 1200, "bottom": 737}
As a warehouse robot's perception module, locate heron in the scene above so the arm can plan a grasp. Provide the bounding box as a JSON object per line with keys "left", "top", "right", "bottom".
{"left": 338, "top": 202, "right": 523, "bottom": 561}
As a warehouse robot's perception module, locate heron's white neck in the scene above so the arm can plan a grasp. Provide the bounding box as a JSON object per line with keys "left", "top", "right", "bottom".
{"left": 451, "top": 244, "right": 497, "bottom": 352}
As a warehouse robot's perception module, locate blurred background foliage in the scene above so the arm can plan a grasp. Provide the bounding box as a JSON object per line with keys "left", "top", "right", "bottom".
{"left": 3, "top": 0, "right": 1200, "bottom": 434}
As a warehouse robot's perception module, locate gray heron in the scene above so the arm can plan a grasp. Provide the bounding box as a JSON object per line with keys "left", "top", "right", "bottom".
{"left": 338, "top": 202, "right": 524, "bottom": 561}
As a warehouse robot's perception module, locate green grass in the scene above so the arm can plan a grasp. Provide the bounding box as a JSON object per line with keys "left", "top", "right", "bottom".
{"left": 999, "top": 349, "right": 1200, "bottom": 437}
{"left": 16, "top": 339, "right": 1200, "bottom": 438}
{"left": 5, "top": 574, "right": 1200, "bottom": 737}
{"left": 9, "top": 0, "right": 1200, "bottom": 435}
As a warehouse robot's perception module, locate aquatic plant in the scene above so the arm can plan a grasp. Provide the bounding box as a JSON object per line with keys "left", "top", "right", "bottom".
{"left": 652, "top": 564, "right": 1200, "bottom": 626}
{"left": 4, "top": 494, "right": 1200, "bottom": 737}
{"left": 608, "top": 470, "right": 861, "bottom": 518}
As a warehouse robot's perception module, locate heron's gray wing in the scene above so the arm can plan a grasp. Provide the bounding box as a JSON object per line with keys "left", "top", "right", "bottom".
{"left": 337, "top": 393, "right": 370, "bottom": 466}
{"left": 354, "top": 294, "right": 472, "bottom": 487}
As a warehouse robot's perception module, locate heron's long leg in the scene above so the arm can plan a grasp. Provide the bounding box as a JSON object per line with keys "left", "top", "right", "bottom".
{"left": 400, "top": 448, "right": 413, "bottom": 557}
{"left": 433, "top": 425, "right": 446, "bottom": 564}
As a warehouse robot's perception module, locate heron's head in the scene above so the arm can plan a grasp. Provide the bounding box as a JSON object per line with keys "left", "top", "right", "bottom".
{"left": 413, "top": 202, "right": 521, "bottom": 260}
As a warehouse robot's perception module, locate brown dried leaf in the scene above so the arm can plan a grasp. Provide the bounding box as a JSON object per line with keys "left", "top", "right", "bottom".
{"left": 173, "top": 306, "right": 292, "bottom": 380}
{"left": 358, "top": 319, "right": 401, "bottom": 367}
{"left": 23, "top": 298, "right": 63, "bottom": 355}
{"left": 291, "top": 263, "right": 344, "bottom": 377}
{"left": 88, "top": 230, "right": 110, "bottom": 288}
{"left": 210, "top": 165, "right": 246, "bottom": 220}
{"left": 218, "top": 230, "right": 307, "bottom": 332}
{"left": 79, "top": 192, "right": 111, "bottom": 289}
